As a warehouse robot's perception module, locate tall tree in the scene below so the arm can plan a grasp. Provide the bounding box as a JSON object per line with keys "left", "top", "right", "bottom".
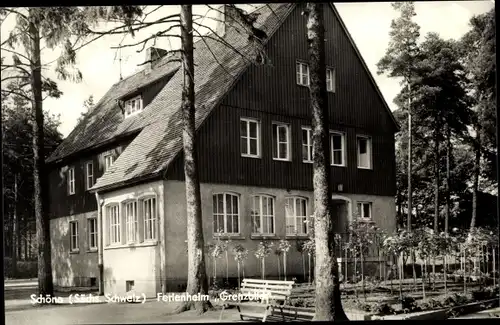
{"left": 304, "top": 3, "right": 347, "bottom": 321}
{"left": 1, "top": 7, "right": 98, "bottom": 296}
{"left": 85, "top": 4, "right": 269, "bottom": 314}
{"left": 174, "top": 5, "right": 212, "bottom": 314}
{"left": 377, "top": 2, "right": 421, "bottom": 231}
{"left": 458, "top": 9, "right": 496, "bottom": 232}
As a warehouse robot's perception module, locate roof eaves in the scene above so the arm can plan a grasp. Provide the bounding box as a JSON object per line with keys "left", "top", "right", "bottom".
{"left": 329, "top": 3, "right": 400, "bottom": 132}
{"left": 90, "top": 171, "right": 162, "bottom": 194}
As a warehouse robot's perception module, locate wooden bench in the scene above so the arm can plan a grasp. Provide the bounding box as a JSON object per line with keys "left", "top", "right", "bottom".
{"left": 267, "top": 305, "right": 315, "bottom": 322}
{"left": 219, "top": 279, "right": 295, "bottom": 322}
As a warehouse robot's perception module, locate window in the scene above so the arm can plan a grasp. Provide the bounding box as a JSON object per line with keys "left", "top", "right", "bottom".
{"left": 251, "top": 195, "right": 275, "bottom": 235}
{"left": 86, "top": 162, "right": 94, "bottom": 190}
{"left": 357, "top": 136, "right": 372, "bottom": 169}
{"left": 104, "top": 154, "right": 115, "bottom": 172}
{"left": 357, "top": 202, "right": 372, "bottom": 220}
{"left": 285, "top": 197, "right": 308, "bottom": 235}
{"left": 70, "top": 221, "right": 79, "bottom": 252}
{"left": 126, "top": 280, "right": 135, "bottom": 292}
{"left": 143, "top": 198, "right": 157, "bottom": 241}
{"left": 302, "top": 127, "right": 313, "bottom": 163}
{"left": 240, "top": 118, "right": 260, "bottom": 157}
{"left": 326, "top": 68, "right": 335, "bottom": 92}
{"left": 107, "top": 205, "right": 120, "bottom": 245}
{"left": 88, "top": 218, "right": 97, "bottom": 250}
{"left": 213, "top": 193, "right": 239, "bottom": 234}
{"left": 330, "top": 132, "right": 346, "bottom": 166}
{"left": 272, "top": 123, "right": 291, "bottom": 161}
{"left": 67, "top": 167, "right": 75, "bottom": 195}
{"left": 125, "top": 201, "right": 138, "bottom": 243}
{"left": 124, "top": 95, "right": 143, "bottom": 118}
{"left": 296, "top": 62, "right": 310, "bottom": 86}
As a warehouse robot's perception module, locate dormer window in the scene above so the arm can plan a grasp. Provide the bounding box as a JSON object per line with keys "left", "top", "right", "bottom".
{"left": 124, "top": 95, "right": 143, "bottom": 118}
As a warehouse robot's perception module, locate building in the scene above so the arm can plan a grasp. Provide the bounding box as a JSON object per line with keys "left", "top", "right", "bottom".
{"left": 47, "top": 3, "right": 399, "bottom": 297}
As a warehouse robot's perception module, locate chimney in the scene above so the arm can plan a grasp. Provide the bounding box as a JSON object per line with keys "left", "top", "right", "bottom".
{"left": 214, "top": 5, "right": 251, "bottom": 38}
{"left": 144, "top": 47, "right": 168, "bottom": 73}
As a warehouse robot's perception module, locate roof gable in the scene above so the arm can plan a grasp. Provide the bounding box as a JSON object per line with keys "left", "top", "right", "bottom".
{"left": 92, "top": 3, "right": 295, "bottom": 191}
{"left": 92, "top": 3, "right": 398, "bottom": 192}
{"left": 46, "top": 53, "right": 181, "bottom": 164}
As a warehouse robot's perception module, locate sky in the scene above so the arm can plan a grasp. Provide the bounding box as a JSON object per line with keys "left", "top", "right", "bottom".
{"left": 1, "top": 2, "right": 495, "bottom": 138}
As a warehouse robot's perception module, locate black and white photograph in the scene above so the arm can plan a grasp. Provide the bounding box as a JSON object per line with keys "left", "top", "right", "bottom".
{"left": 1, "top": 1, "right": 498, "bottom": 323}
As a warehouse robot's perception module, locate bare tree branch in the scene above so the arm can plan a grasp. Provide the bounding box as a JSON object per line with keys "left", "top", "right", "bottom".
{"left": 1, "top": 89, "right": 32, "bottom": 103}
{"left": 111, "top": 28, "right": 182, "bottom": 52}
{"left": 192, "top": 28, "right": 235, "bottom": 79}
{"left": 1, "top": 64, "right": 31, "bottom": 77}
{"left": 1, "top": 47, "right": 32, "bottom": 63}
{"left": 192, "top": 23, "right": 255, "bottom": 64}
{"left": 2, "top": 8, "right": 28, "bottom": 21}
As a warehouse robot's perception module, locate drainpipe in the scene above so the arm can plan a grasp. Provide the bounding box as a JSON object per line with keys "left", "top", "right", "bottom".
{"left": 95, "top": 192, "right": 105, "bottom": 295}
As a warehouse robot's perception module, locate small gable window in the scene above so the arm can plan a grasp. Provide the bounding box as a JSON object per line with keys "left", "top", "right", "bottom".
{"left": 124, "top": 95, "right": 143, "bottom": 118}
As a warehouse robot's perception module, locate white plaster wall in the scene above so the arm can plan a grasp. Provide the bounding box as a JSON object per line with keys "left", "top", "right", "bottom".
{"left": 100, "top": 180, "right": 164, "bottom": 298}
{"left": 50, "top": 211, "right": 99, "bottom": 287}
{"left": 163, "top": 180, "right": 396, "bottom": 289}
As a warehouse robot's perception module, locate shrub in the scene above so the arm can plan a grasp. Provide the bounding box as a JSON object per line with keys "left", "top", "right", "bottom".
{"left": 401, "top": 296, "right": 420, "bottom": 313}
{"left": 370, "top": 302, "right": 395, "bottom": 315}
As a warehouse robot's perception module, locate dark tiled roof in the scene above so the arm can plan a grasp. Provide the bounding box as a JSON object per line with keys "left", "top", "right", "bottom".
{"left": 92, "top": 3, "right": 295, "bottom": 191}
{"left": 46, "top": 52, "right": 182, "bottom": 163}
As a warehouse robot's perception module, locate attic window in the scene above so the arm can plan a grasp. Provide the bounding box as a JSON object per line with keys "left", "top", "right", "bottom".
{"left": 124, "top": 95, "right": 143, "bottom": 118}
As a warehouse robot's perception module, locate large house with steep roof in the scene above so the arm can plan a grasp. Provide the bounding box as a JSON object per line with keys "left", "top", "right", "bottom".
{"left": 47, "top": 3, "right": 398, "bottom": 297}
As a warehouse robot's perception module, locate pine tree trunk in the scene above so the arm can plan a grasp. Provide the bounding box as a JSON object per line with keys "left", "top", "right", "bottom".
{"left": 407, "top": 82, "right": 413, "bottom": 232}
{"left": 12, "top": 174, "right": 18, "bottom": 276}
{"left": 434, "top": 129, "right": 440, "bottom": 233}
{"left": 175, "top": 5, "right": 212, "bottom": 314}
{"left": 29, "top": 10, "right": 54, "bottom": 297}
{"left": 471, "top": 131, "right": 481, "bottom": 230}
{"left": 306, "top": 3, "right": 347, "bottom": 321}
{"left": 445, "top": 125, "right": 451, "bottom": 234}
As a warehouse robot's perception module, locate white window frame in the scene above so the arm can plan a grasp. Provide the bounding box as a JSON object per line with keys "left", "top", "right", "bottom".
{"left": 357, "top": 202, "right": 372, "bottom": 220}
{"left": 330, "top": 131, "right": 346, "bottom": 167}
{"left": 67, "top": 167, "right": 75, "bottom": 195}
{"left": 142, "top": 197, "right": 157, "bottom": 241}
{"left": 240, "top": 118, "right": 261, "bottom": 158}
{"left": 285, "top": 197, "right": 308, "bottom": 236}
{"left": 251, "top": 195, "right": 276, "bottom": 236}
{"left": 85, "top": 161, "right": 94, "bottom": 190}
{"left": 124, "top": 200, "right": 139, "bottom": 243}
{"left": 124, "top": 95, "right": 143, "bottom": 118}
{"left": 104, "top": 154, "right": 115, "bottom": 172}
{"left": 107, "top": 204, "right": 121, "bottom": 245}
{"left": 296, "top": 61, "right": 310, "bottom": 86}
{"left": 70, "top": 221, "right": 79, "bottom": 252}
{"left": 357, "top": 135, "right": 372, "bottom": 169}
{"left": 213, "top": 193, "right": 240, "bottom": 235}
{"left": 326, "top": 67, "right": 335, "bottom": 93}
{"left": 272, "top": 122, "right": 291, "bottom": 161}
{"left": 302, "top": 127, "right": 313, "bottom": 163}
{"left": 87, "top": 218, "right": 97, "bottom": 251}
